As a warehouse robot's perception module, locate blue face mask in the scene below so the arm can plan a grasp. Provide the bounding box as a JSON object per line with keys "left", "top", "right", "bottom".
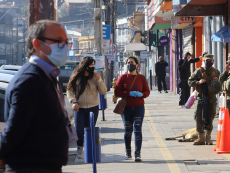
{"left": 41, "top": 42, "right": 69, "bottom": 67}
{"left": 205, "top": 62, "right": 213, "bottom": 68}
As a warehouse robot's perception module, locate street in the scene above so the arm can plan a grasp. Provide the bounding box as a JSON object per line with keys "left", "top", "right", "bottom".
{"left": 63, "top": 89, "right": 230, "bottom": 173}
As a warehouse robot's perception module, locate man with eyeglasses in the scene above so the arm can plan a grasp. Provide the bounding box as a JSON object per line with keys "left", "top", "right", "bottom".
{"left": 0, "top": 20, "right": 71, "bottom": 173}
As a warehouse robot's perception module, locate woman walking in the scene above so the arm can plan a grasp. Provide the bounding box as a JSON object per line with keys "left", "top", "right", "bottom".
{"left": 67, "top": 56, "right": 107, "bottom": 159}
{"left": 115, "top": 56, "right": 150, "bottom": 161}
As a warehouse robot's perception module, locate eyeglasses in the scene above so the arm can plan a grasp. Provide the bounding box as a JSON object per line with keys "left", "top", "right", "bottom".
{"left": 38, "top": 37, "right": 73, "bottom": 49}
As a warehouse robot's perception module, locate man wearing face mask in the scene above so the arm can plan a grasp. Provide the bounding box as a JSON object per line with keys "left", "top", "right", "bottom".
{"left": 155, "top": 56, "right": 168, "bottom": 93}
{"left": 178, "top": 52, "right": 203, "bottom": 108}
{"left": 188, "top": 54, "right": 221, "bottom": 145}
{"left": 0, "top": 20, "right": 70, "bottom": 172}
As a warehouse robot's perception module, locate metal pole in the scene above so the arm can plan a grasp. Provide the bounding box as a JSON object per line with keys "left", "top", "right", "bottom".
{"left": 90, "top": 112, "right": 97, "bottom": 173}
{"left": 150, "top": 70, "right": 152, "bottom": 90}
{"left": 16, "top": 17, "right": 18, "bottom": 65}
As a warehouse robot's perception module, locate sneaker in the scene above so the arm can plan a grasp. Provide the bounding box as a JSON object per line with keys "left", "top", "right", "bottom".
{"left": 158, "top": 91, "right": 162, "bottom": 94}
{"left": 164, "top": 90, "right": 168, "bottom": 93}
{"left": 134, "top": 151, "right": 142, "bottom": 162}
{"left": 125, "top": 149, "right": 132, "bottom": 160}
{"left": 76, "top": 146, "right": 83, "bottom": 159}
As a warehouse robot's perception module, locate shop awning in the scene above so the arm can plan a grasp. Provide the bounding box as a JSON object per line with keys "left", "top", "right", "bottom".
{"left": 152, "top": 1, "right": 173, "bottom": 17}
{"left": 175, "top": 0, "right": 227, "bottom": 17}
{"left": 151, "top": 23, "right": 171, "bottom": 30}
{"left": 175, "top": 4, "right": 224, "bottom": 16}
{"left": 125, "top": 43, "right": 146, "bottom": 53}
{"left": 187, "top": 0, "right": 227, "bottom": 5}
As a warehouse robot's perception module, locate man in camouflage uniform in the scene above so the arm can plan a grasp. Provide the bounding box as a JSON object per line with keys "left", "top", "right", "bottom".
{"left": 188, "top": 54, "right": 220, "bottom": 145}
{"left": 219, "top": 56, "right": 230, "bottom": 111}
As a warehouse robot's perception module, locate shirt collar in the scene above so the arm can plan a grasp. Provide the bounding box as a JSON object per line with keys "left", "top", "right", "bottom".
{"left": 30, "top": 55, "right": 60, "bottom": 78}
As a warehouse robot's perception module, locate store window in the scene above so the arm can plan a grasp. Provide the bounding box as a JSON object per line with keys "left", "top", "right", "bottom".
{"left": 0, "top": 43, "right": 5, "bottom": 55}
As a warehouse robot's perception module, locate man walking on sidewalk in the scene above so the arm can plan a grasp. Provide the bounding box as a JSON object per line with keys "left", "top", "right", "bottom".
{"left": 0, "top": 20, "right": 70, "bottom": 172}
{"left": 155, "top": 56, "right": 168, "bottom": 93}
{"left": 178, "top": 52, "right": 203, "bottom": 108}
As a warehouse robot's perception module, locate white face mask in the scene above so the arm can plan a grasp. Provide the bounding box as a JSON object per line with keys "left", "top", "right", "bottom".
{"left": 40, "top": 41, "right": 69, "bottom": 67}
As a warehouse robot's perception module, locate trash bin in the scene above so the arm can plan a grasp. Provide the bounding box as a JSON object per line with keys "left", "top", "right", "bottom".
{"left": 98, "top": 93, "right": 107, "bottom": 110}
{"left": 84, "top": 127, "right": 101, "bottom": 163}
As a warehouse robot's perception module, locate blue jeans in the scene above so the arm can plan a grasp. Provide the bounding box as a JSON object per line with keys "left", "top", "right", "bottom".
{"left": 121, "top": 105, "right": 145, "bottom": 152}
{"left": 74, "top": 105, "right": 99, "bottom": 147}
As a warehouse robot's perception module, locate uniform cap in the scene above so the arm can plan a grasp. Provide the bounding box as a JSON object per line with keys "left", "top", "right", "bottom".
{"left": 204, "top": 54, "right": 214, "bottom": 60}
{"left": 209, "top": 80, "right": 221, "bottom": 94}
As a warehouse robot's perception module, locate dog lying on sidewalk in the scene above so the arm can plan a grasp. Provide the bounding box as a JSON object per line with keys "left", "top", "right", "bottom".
{"left": 165, "top": 128, "right": 198, "bottom": 142}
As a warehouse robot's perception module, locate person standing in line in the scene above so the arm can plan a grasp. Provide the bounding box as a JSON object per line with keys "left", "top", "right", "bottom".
{"left": 67, "top": 57, "right": 107, "bottom": 159}
{"left": 178, "top": 52, "right": 203, "bottom": 108}
{"left": 0, "top": 20, "right": 70, "bottom": 173}
{"left": 155, "top": 56, "right": 168, "bottom": 93}
{"left": 115, "top": 56, "right": 150, "bottom": 162}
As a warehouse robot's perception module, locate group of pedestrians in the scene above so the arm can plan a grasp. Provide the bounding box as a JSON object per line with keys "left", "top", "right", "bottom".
{"left": 1, "top": 19, "right": 229, "bottom": 173}
{"left": 0, "top": 19, "right": 151, "bottom": 173}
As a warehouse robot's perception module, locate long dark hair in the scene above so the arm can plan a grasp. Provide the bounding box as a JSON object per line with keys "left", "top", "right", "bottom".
{"left": 67, "top": 56, "right": 95, "bottom": 98}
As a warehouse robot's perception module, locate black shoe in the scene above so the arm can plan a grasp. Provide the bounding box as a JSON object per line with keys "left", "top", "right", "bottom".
{"left": 158, "top": 91, "right": 162, "bottom": 94}
{"left": 134, "top": 151, "right": 142, "bottom": 162}
{"left": 164, "top": 90, "right": 168, "bottom": 93}
{"left": 125, "top": 149, "right": 132, "bottom": 160}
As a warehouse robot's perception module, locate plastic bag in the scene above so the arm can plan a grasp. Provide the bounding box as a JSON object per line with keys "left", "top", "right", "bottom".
{"left": 185, "top": 91, "right": 196, "bottom": 108}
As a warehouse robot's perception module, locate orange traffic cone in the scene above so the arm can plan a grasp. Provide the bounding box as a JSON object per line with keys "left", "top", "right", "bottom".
{"left": 213, "top": 107, "right": 225, "bottom": 151}
{"left": 216, "top": 108, "right": 230, "bottom": 154}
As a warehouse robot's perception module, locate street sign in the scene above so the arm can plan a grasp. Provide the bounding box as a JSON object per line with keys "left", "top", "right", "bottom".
{"left": 103, "top": 25, "right": 111, "bottom": 50}
{"left": 140, "top": 51, "right": 149, "bottom": 59}
{"left": 110, "top": 44, "right": 117, "bottom": 61}
{"left": 102, "top": 25, "right": 111, "bottom": 39}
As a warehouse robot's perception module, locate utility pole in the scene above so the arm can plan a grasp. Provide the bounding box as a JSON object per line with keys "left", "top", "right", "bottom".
{"left": 28, "top": 0, "right": 57, "bottom": 27}
{"left": 94, "top": 0, "right": 105, "bottom": 81}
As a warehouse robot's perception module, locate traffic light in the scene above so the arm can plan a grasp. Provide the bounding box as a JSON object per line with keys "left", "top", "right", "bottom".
{"left": 120, "top": 52, "right": 123, "bottom": 62}
{"left": 149, "top": 30, "right": 157, "bottom": 47}
{"left": 22, "top": 54, "right": 25, "bottom": 61}
{"left": 141, "top": 31, "right": 149, "bottom": 45}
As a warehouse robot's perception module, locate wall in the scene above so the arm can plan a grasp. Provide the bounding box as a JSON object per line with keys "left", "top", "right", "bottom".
{"left": 195, "top": 27, "right": 202, "bottom": 68}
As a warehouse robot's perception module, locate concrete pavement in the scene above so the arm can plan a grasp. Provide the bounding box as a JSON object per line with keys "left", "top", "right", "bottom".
{"left": 63, "top": 89, "right": 230, "bottom": 173}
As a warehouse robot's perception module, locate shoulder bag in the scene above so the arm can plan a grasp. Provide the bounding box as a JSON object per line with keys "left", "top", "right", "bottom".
{"left": 113, "top": 74, "right": 138, "bottom": 115}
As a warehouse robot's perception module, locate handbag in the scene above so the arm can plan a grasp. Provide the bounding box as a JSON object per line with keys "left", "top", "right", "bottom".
{"left": 113, "top": 74, "right": 138, "bottom": 115}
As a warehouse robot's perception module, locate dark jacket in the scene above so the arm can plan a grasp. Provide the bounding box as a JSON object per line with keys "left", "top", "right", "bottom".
{"left": 0, "top": 62, "right": 68, "bottom": 170}
{"left": 178, "top": 57, "right": 200, "bottom": 80}
{"left": 155, "top": 61, "right": 168, "bottom": 77}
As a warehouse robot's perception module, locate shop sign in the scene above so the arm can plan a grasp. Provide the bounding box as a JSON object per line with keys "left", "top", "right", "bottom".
{"left": 159, "top": 36, "right": 169, "bottom": 46}
{"left": 179, "top": 17, "right": 196, "bottom": 24}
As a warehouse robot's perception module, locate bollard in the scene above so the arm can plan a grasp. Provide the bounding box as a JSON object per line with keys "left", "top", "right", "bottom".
{"left": 98, "top": 93, "right": 107, "bottom": 121}
{"left": 84, "top": 112, "right": 102, "bottom": 173}
{"left": 90, "top": 112, "right": 97, "bottom": 173}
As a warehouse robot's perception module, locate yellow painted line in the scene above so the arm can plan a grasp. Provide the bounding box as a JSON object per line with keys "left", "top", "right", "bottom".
{"left": 223, "top": 154, "right": 230, "bottom": 161}
{"left": 145, "top": 106, "right": 181, "bottom": 173}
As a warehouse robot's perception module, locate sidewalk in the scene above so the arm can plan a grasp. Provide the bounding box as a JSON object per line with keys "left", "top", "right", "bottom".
{"left": 63, "top": 89, "right": 230, "bottom": 173}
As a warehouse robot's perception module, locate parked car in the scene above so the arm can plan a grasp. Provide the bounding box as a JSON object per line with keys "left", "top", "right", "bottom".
{"left": 59, "top": 61, "right": 79, "bottom": 93}
{"left": 0, "top": 65, "right": 21, "bottom": 71}
{"left": 0, "top": 72, "right": 14, "bottom": 125}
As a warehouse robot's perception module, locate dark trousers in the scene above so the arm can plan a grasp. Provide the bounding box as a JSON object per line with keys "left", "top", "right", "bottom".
{"left": 4, "top": 167, "right": 62, "bottom": 173}
{"left": 121, "top": 105, "right": 145, "bottom": 152}
{"left": 157, "top": 77, "right": 167, "bottom": 91}
{"left": 194, "top": 97, "right": 217, "bottom": 133}
{"left": 179, "top": 80, "right": 190, "bottom": 106}
{"left": 74, "top": 105, "right": 99, "bottom": 147}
